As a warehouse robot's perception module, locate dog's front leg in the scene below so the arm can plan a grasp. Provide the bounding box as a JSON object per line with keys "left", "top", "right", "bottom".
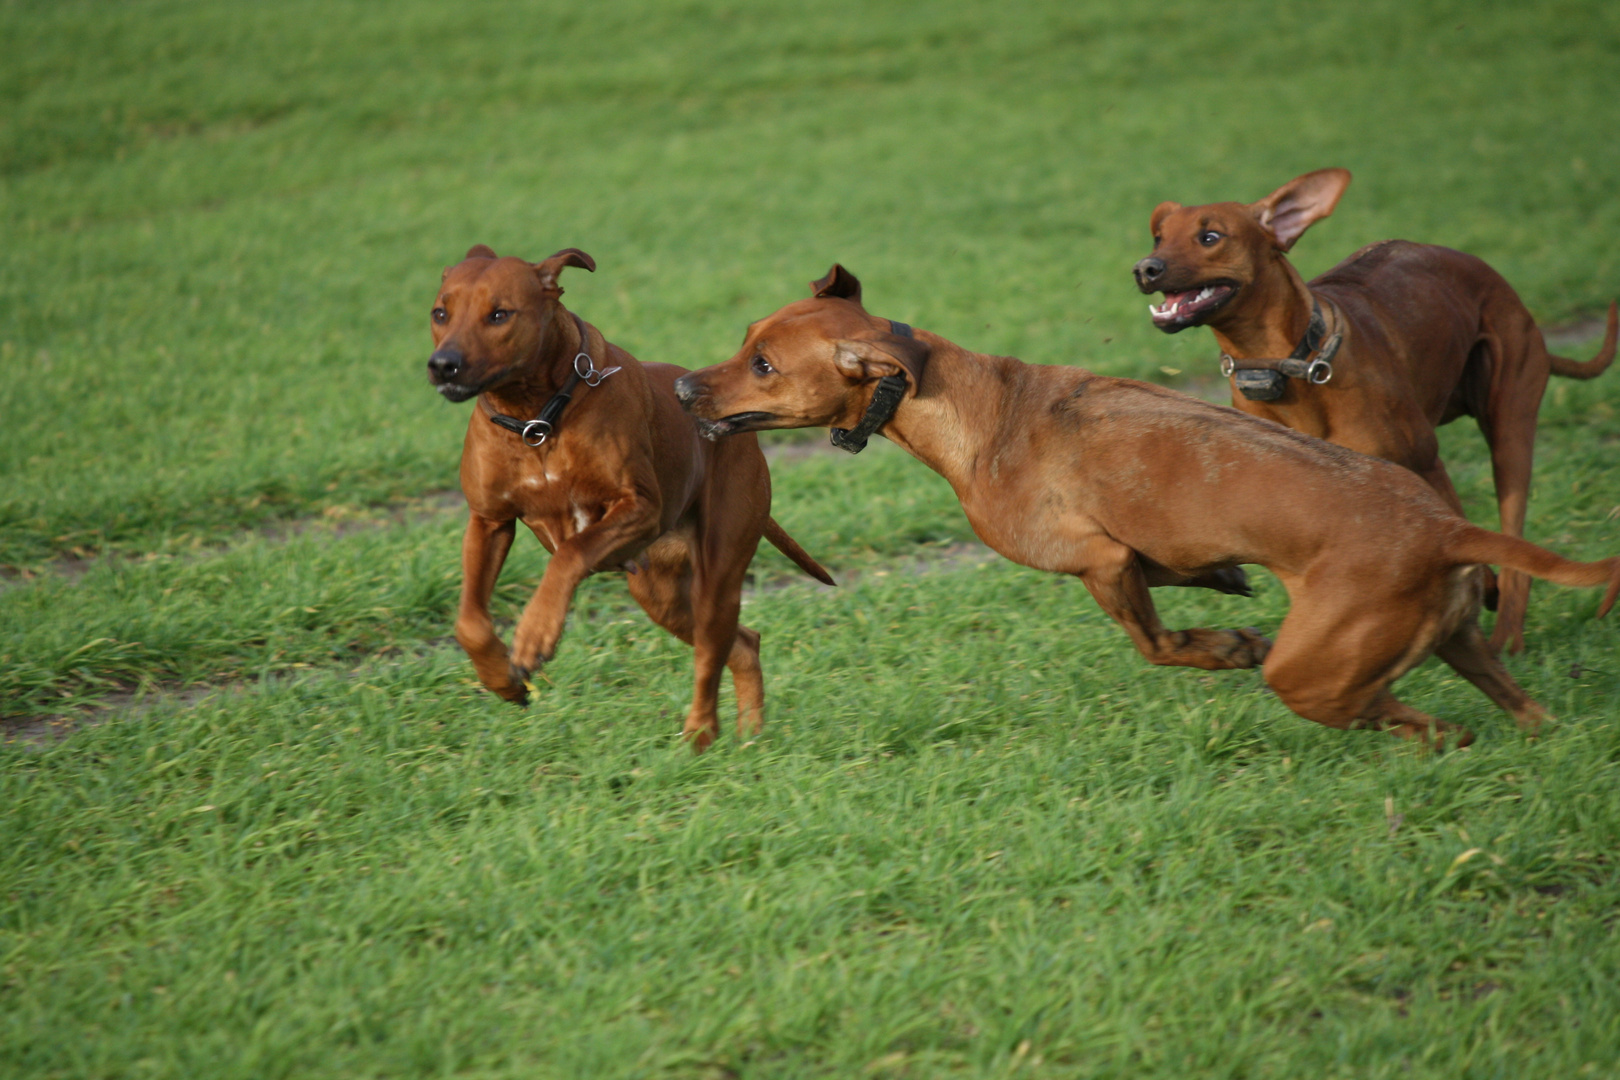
{"left": 455, "top": 513, "right": 526, "bottom": 704}
{"left": 1138, "top": 559, "right": 1252, "bottom": 597}
{"left": 506, "top": 494, "right": 661, "bottom": 689}
{"left": 1075, "top": 535, "right": 1271, "bottom": 670}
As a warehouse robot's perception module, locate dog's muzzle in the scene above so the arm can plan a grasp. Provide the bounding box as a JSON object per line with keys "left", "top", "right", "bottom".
{"left": 673, "top": 373, "right": 704, "bottom": 408}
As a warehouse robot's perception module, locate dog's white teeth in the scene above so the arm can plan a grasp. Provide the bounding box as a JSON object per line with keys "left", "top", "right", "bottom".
{"left": 1196, "top": 288, "right": 1213, "bottom": 301}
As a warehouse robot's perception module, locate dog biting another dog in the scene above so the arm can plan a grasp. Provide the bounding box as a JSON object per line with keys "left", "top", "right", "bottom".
{"left": 675, "top": 265, "right": 1620, "bottom": 749}
{"left": 427, "top": 245, "right": 833, "bottom": 751}
{"left": 1134, "top": 168, "right": 1618, "bottom": 653}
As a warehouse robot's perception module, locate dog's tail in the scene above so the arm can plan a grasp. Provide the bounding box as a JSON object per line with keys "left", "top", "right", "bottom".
{"left": 1547, "top": 301, "right": 1618, "bottom": 380}
{"left": 764, "top": 518, "right": 836, "bottom": 586}
{"left": 1448, "top": 525, "right": 1620, "bottom": 617}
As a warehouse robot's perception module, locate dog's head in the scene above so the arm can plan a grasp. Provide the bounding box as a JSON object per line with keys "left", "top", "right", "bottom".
{"left": 673, "top": 265, "right": 929, "bottom": 440}
{"left": 1132, "top": 168, "right": 1350, "bottom": 333}
{"left": 426, "top": 244, "right": 595, "bottom": 402}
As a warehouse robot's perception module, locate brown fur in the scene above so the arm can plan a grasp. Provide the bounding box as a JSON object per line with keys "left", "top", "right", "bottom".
{"left": 1134, "top": 168, "right": 1618, "bottom": 653}
{"left": 427, "top": 245, "right": 833, "bottom": 751}
{"left": 676, "top": 266, "right": 1620, "bottom": 750}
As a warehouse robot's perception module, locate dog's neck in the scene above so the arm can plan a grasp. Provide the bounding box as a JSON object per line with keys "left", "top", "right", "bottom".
{"left": 1208, "top": 253, "right": 1316, "bottom": 360}
{"left": 481, "top": 304, "right": 587, "bottom": 416}
{"left": 873, "top": 334, "right": 1023, "bottom": 491}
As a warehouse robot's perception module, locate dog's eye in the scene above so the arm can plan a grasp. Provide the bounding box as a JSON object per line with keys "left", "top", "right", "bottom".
{"left": 750, "top": 355, "right": 775, "bottom": 376}
{"left": 1199, "top": 230, "right": 1222, "bottom": 247}
{"left": 432, "top": 307, "right": 448, "bottom": 324}
{"left": 1152, "top": 235, "right": 1161, "bottom": 247}
{"left": 489, "top": 308, "right": 513, "bottom": 325}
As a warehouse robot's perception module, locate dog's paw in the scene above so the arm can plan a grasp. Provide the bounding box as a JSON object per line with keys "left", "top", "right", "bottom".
{"left": 505, "top": 660, "right": 540, "bottom": 706}
{"left": 1208, "top": 566, "right": 1254, "bottom": 597}
{"left": 1226, "top": 627, "right": 1272, "bottom": 667}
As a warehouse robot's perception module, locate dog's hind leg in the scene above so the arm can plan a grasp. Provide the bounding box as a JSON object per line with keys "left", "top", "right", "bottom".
{"left": 1481, "top": 391, "right": 1544, "bottom": 655}
{"left": 726, "top": 624, "right": 765, "bottom": 742}
{"left": 686, "top": 527, "right": 763, "bottom": 751}
{"left": 1074, "top": 535, "right": 1270, "bottom": 670}
{"left": 456, "top": 513, "right": 527, "bottom": 704}
{"left": 1414, "top": 457, "right": 1504, "bottom": 616}
{"left": 1435, "top": 618, "right": 1549, "bottom": 733}
{"left": 1477, "top": 314, "right": 1552, "bottom": 654}
{"left": 626, "top": 534, "right": 763, "bottom": 751}
{"left": 1349, "top": 691, "right": 1476, "bottom": 750}
{"left": 1261, "top": 594, "right": 1474, "bottom": 749}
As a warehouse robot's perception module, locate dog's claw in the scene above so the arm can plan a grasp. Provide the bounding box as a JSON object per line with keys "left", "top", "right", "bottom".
{"left": 507, "top": 660, "right": 539, "bottom": 706}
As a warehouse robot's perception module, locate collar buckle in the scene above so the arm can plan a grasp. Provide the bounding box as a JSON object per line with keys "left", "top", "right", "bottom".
{"left": 1219, "top": 299, "right": 1340, "bottom": 398}
{"left": 828, "top": 320, "right": 918, "bottom": 454}
{"left": 573, "top": 349, "right": 621, "bottom": 388}
{"left": 485, "top": 311, "right": 608, "bottom": 447}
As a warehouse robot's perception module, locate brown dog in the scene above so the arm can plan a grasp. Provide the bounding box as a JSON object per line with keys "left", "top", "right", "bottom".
{"left": 427, "top": 244, "right": 833, "bottom": 750}
{"left": 674, "top": 265, "right": 1620, "bottom": 748}
{"left": 1133, "top": 168, "right": 1618, "bottom": 653}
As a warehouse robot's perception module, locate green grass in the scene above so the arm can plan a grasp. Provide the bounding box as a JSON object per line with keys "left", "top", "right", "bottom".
{"left": 5, "top": 0, "right": 1620, "bottom": 1076}
{"left": 4, "top": 0, "right": 1620, "bottom": 566}
{"left": 5, "top": 563, "right": 1620, "bottom": 1077}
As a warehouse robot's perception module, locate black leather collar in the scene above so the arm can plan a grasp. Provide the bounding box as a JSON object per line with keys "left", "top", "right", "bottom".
{"left": 830, "top": 321, "right": 916, "bottom": 454}
{"left": 483, "top": 312, "right": 619, "bottom": 447}
{"left": 1220, "top": 297, "right": 1342, "bottom": 400}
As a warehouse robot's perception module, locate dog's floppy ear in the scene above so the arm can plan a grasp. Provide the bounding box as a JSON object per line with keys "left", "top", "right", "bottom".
{"left": 1149, "top": 201, "right": 1182, "bottom": 238}
{"left": 1249, "top": 169, "right": 1351, "bottom": 252}
{"left": 810, "top": 264, "right": 863, "bottom": 304}
{"left": 531, "top": 248, "right": 596, "bottom": 293}
{"left": 831, "top": 330, "right": 930, "bottom": 393}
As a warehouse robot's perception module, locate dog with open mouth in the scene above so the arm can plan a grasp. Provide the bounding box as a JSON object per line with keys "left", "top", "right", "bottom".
{"left": 427, "top": 244, "right": 834, "bottom": 751}
{"left": 1134, "top": 168, "right": 1617, "bottom": 654}
{"left": 675, "top": 264, "right": 1620, "bottom": 749}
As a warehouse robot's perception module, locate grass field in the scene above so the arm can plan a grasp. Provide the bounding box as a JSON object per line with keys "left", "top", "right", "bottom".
{"left": 4, "top": 1, "right": 1620, "bottom": 1076}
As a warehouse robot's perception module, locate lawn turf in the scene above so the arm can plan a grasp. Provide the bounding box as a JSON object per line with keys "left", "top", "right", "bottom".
{"left": 4, "top": 0, "right": 1620, "bottom": 1077}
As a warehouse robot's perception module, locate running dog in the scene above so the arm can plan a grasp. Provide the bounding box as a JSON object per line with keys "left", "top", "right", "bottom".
{"left": 675, "top": 265, "right": 1618, "bottom": 748}
{"left": 428, "top": 245, "right": 833, "bottom": 750}
{"left": 1134, "top": 168, "right": 1616, "bottom": 652}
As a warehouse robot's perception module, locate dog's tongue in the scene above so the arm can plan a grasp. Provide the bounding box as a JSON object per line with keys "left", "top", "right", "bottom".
{"left": 1150, "top": 289, "right": 1200, "bottom": 324}
{"left": 1150, "top": 285, "right": 1231, "bottom": 324}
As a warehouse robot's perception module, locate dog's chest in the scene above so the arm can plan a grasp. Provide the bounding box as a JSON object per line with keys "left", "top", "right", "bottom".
{"left": 497, "top": 461, "right": 602, "bottom": 547}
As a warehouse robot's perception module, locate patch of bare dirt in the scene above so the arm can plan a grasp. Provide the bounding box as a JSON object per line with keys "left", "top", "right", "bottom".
{"left": 3, "top": 685, "right": 222, "bottom": 750}
{"left": 5, "top": 540, "right": 1002, "bottom": 748}
{"left": 1544, "top": 315, "right": 1613, "bottom": 351}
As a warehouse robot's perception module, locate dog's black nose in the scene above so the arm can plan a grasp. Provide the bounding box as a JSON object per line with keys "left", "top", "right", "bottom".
{"left": 428, "top": 348, "right": 464, "bottom": 382}
{"left": 673, "top": 372, "right": 702, "bottom": 407}
{"left": 1133, "top": 256, "right": 1166, "bottom": 289}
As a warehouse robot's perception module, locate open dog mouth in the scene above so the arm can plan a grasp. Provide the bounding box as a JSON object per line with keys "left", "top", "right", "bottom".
{"left": 1149, "top": 283, "right": 1236, "bottom": 329}
{"left": 693, "top": 411, "right": 776, "bottom": 441}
